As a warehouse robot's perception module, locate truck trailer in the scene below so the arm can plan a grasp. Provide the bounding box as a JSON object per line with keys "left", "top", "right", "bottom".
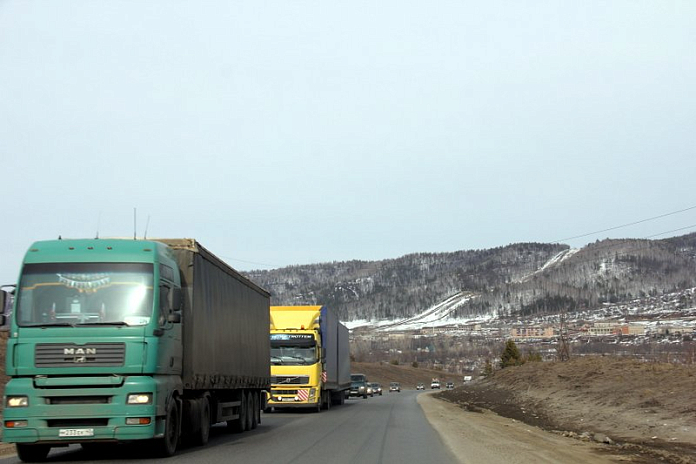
{"left": 2, "top": 238, "right": 270, "bottom": 461}
{"left": 268, "top": 306, "right": 350, "bottom": 411}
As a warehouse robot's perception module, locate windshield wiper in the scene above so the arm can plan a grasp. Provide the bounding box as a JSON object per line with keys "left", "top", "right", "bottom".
{"left": 76, "top": 321, "right": 128, "bottom": 326}
{"left": 23, "top": 323, "right": 76, "bottom": 328}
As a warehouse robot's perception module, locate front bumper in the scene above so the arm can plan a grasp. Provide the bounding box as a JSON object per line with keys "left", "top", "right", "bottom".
{"left": 2, "top": 376, "right": 162, "bottom": 444}
{"left": 348, "top": 388, "right": 366, "bottom": 397}
{"left": 268, "top": 387, "right": 319, "bottom": 408}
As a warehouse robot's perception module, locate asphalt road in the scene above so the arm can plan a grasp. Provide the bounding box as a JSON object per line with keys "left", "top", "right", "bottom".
{"left": 0, "top": 391, "right": 457, "bottom": 464}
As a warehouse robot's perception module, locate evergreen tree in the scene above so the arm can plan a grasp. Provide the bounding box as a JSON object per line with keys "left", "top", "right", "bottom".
{"left": 482, "top": 359, "right": 493, "bottom": 377}
{"left": 525, "top": 349, "right": 542, "bottom": 363}
{"left": 500, "top": 339, "right": 523, "bottom": 368}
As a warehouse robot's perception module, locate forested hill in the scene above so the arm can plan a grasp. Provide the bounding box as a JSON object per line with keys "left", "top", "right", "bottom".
{"left": 245, "top": 242, "right": 566, "bottom": 321}
{"left": 245, "top": 233, "right": 696, "bottom": 323}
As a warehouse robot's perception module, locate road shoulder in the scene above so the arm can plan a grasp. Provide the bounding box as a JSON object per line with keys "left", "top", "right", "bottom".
{"left": 417, "top": 392, "right": 630, "bottom": 464}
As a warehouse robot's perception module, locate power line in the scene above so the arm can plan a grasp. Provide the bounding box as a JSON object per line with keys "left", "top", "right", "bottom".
{"left": 222, "top": 208, "right": 696, "bottom": 272}
{"left": 551, "top": 205, "right": 696, "bottom": 244}
{"left": 644, "top": 224, "right": 696, "bottom": 240}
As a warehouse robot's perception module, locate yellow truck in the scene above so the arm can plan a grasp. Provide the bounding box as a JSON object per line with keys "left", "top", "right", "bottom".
{"left": 268, "top": 306, "right": 350, "bottom": 412}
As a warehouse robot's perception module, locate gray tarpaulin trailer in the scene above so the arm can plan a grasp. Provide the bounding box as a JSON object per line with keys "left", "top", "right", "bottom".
{"left": 159, "top": 239, "right": 271, "bottom": 390}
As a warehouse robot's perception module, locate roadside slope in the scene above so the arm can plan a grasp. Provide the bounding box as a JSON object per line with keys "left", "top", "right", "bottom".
{"left": 418, "top": 392, "right": 625, "bottom": 464}
{"left": 436, "top": 357, "right": 696, "bottom": 464}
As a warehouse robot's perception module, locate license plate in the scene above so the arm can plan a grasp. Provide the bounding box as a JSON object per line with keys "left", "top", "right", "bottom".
{"left": 59, "top": 428, "right": 94, "bottom": 437}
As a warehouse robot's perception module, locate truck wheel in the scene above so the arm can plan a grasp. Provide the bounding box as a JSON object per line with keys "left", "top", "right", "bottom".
{"left": 256, "top": 392, "right": 262, "bottom": 425}
{"left": 246, "top": 393, "right": 254, "bottom": 430}
{"left": 16, "top": 444, "right": 50, "bottom": 462}
{"left": 228, "top": 391, "right": 247, "bottom": 433}
{"left": 156, "top": 399, "right": 180, "bottom": 457}
{"left": 250, "top": 392, "right": 258, "bottom": 429}
{"left": 195, "top": 396, "right": 211, "bottom": 446}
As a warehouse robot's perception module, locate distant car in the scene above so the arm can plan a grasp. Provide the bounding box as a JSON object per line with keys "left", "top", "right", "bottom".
{"left": 349, "top": 373, "right": 369, "bottom": 399}
{"left": 370, "top": 383, "right": 383, "bottom": 396}
{"left": 446, "top": 382, "right": 454, "bottom": 390}
{"left": 389, "top": 382, "right": 401, "bottom": 392}
{"left": 416, "top": 383, "right": 425, "bottom": 390}
{"left": 431, "top": 380, "right": 441, "bottom": 389}
{"left": 366, "top": 384, "right": 374, "bottom": 397}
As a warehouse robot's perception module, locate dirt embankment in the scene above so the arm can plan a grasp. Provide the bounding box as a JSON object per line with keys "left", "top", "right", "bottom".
{"left": 436, "top": 357, "right": 696, "bottom": 464}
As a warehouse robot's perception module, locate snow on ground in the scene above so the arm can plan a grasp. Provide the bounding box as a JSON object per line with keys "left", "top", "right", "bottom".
{"left": 518, "top": 248, "right": 580, "bottom": 282}
{"left": 344, "top": 319, "right": 371, "bottom": 330}
{"left": 345, "top": 291, "right": 483, "bottom": 332}
{"left": 539, "top": 248, "right": 580, "bottom": 272}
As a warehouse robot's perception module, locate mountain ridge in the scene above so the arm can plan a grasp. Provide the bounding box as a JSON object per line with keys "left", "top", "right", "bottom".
{"left": 245, "top": 233, "right": 696, "bottom": 324}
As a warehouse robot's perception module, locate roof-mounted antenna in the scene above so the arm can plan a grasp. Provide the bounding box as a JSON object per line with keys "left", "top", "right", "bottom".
{"left": 95, "top": 211, "right": 102, "bottom": 239}
{"left": 133, "top": 208, "right": 137, "bottom": 240}
{"left": 144, "top": 215, "right": 151, "bottom": 240}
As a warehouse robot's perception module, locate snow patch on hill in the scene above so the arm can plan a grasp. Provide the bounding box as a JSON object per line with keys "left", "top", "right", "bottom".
{"left": 346, "top": 291, "right": 482, "bottom": 331}
{"left": 517, "top": 248, "right": 580, "bottom": 282}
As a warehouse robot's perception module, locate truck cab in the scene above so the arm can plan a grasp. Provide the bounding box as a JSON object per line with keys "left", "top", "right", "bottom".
{"left": 268, "top": 306, "right": 349, "bottom": 411}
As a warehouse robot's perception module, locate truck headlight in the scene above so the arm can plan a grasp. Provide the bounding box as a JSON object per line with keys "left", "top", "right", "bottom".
{"left": 127, "top": 393, "right": 153, "bottom": 405}
{"left": 6, "top": 396, "right": 28, "bottom": 408}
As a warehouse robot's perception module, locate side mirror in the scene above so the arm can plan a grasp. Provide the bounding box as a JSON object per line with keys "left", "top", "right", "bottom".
{"left": 171, "top": 288, "right": 182, "bottom": 311}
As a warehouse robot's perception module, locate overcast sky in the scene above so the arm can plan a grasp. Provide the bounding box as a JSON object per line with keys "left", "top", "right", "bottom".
{"left": 1, "top": 1, "right": 695, "bottom": 285}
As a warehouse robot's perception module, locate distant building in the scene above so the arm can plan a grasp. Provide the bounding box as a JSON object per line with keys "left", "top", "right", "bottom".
{"left": 589, "top": 322, "right": 621, "bottom": 336}
{"left": 589, "top": 322, "right": 645, "bottom": 336}
{"left": 510, "top": 326, "right": 554, "bottom": 339}
{"left": 625, "top": 324, "right": 646, "bottom": 335}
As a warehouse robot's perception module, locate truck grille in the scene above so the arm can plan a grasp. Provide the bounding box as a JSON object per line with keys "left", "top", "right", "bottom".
{"left": 47, "top": 396, "right": 111, "bottom": 405}
{"left": 271, "top": 389, "right": 299, "bottom": 395}
{"left": 271, "top": 376, "right": 309, "bottom": 385}
{"left": 35, "top": 343, "right": 126, "bottom": 368}
{"left": 47, "top": 418, "right": 109, "bottom": 427}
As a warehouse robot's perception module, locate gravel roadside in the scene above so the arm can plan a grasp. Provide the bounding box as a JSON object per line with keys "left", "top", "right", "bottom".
{"left": 418, "top": 392, "right": 635, "bottom": 464}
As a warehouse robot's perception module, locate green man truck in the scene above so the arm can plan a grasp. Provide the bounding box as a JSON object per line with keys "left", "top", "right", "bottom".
{"left": 268, "top": 305, "right": 350, "bottom": 411}
{"left": 2, "top": 238, "right": 270, "bottom": 461}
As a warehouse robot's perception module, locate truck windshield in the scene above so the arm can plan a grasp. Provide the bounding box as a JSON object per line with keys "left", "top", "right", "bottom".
{"left": 270, "top": 333, "right": 317, "bottom": 365}
{"left": 270, "top": 346, "right": 317, "bottom": 365}
{"left": 16, "top": 263, "right": 154, "bottom": 327}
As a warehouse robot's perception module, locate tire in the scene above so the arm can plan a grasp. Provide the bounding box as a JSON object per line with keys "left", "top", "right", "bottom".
{"left": 228, "top": 391, "right": 247, "bottom": 433}
{"left": 16, "top": 444, "right": 50, "bottom": 463}
{"left": 155, "top": 398, "right": 180, "bottom": 457}
{"left": 195, "top": 396, "right": 211, "bottom": 446}
{"left": 253, "top": 391, "right": 261, "bottom": 427}
{"left": 248, "top": 392, "right": 257, "bottom": 430}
